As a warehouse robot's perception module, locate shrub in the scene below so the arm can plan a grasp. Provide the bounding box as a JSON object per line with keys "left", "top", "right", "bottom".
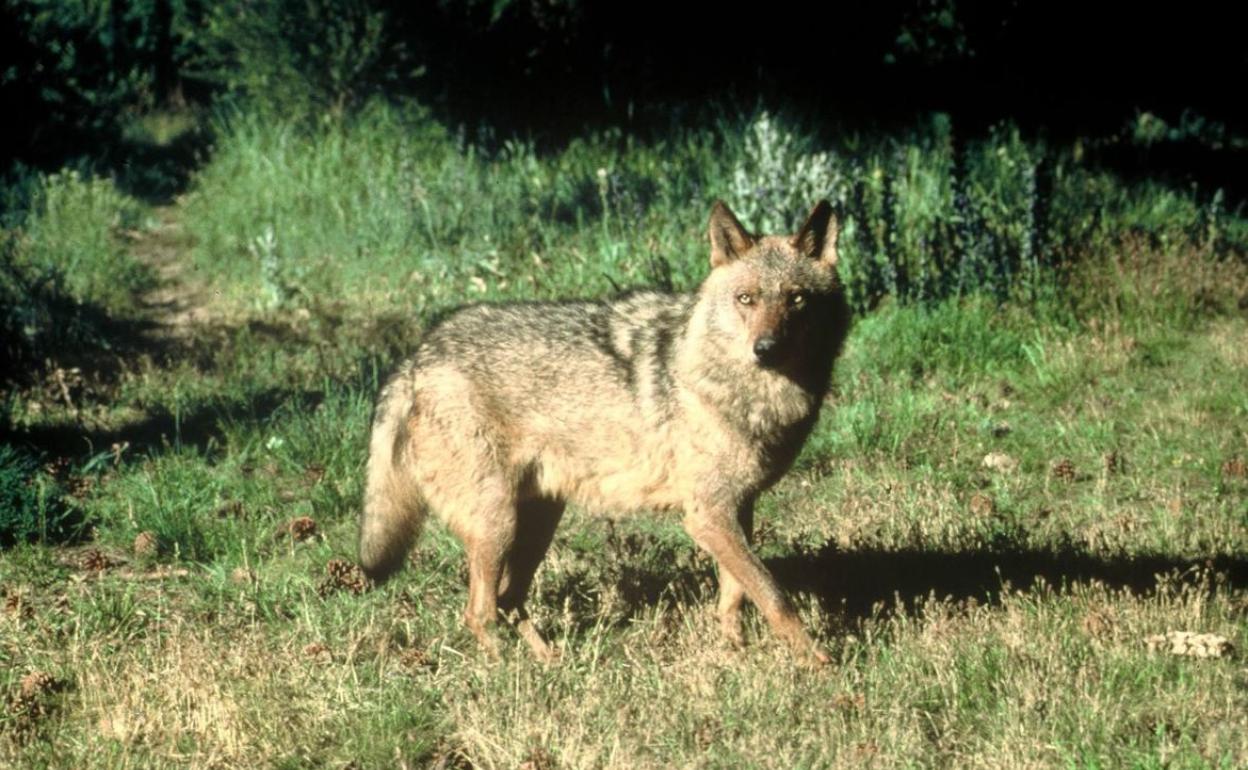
{"left": 196, "top": 0, "right": 418, "bottom": 123}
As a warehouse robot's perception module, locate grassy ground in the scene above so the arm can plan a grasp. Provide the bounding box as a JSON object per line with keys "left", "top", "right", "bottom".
{"left": 2, "top": 108, "right": 1246, "bottom": 768}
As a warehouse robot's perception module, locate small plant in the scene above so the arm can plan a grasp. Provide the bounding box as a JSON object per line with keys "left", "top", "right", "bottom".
{"left": 251, "top": 224, "right": 301, "bottom": 311}
{"left": 729, "top": 111, "right": 848, "bottom": 234}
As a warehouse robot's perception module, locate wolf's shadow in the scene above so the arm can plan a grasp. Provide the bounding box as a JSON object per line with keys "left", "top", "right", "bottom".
{"left": 766, "top": 543, "right": 1247, "bottom": 620}
{"left": 561, "top": 534, "right": 1247, "bottom": 627}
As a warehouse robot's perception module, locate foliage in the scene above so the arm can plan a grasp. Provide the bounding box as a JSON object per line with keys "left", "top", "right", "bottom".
{"left": 182, "top": 104, "right": 730, "bottom": 310}
{"left": 727, "top": 111, "right": 848, "bottom": 234}
{"left": 180, "top": 104, "right": 1245, "bottom": 320}
{"left": 194, "top": 0, "right": 420, "bottom": 122}
{"left": 4, "top": 0, "right": 204, "bottom": 163}
{"left": 723, "top": 111, "right": 1245, "bottom": 313}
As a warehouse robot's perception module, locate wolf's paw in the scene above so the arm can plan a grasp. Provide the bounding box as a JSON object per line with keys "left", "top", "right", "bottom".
{"left": 516, "top": 618, "right": 560, "bottom": 664}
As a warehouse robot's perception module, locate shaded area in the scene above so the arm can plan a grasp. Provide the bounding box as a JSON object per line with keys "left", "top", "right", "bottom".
{"left": 398, "top": 1, "right": 1247, "bottom": 142}
{"left": 111, "top": 119, "right": 213, "bottom": 205}
{"left": 0, "top": 443, "right": 91, "bottom": 547}
{"left": 2, "top": 294, "right": 421, "bottom": 464}
{"left": 395, "top": 1, "right": 1248, "bottom": 207}
{"left": 1094, "top": 141, "right": 1248, "bottom": 210}
{"left": 3, "top": 387, "right": 321, "bottom": 462}
{"left": 545, "top": 531, "right": 1247, "bottom": 632}
{"left": 5, "top": 1, "right": 1246, "bottom": 206}
{"left": 0, "top": 263, "right": 167, "bottom": 394}
{"left": 769, "top": 543, "right": 1248, "bottom": 620}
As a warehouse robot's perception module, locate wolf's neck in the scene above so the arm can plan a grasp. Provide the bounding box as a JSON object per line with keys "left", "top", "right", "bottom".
{"left": 673, "top": 311, "right": 821, "bottom": 439}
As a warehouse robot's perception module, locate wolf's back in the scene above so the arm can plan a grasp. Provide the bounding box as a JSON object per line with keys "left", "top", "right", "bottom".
{"left": 413, "top": 292, "right": 694, "bottom": 415}
{"left": 359, "top": 291, "right": 695, "bottom": 578}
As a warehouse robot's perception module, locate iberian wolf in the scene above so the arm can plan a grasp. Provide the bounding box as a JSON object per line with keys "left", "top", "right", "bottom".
{"left": 360, "top": 200, "right": 851, "bottom": 663}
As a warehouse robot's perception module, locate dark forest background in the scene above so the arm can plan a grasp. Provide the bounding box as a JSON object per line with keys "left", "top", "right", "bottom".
{"left": 4, "top": 0, "right": 1246, "bottom": 197}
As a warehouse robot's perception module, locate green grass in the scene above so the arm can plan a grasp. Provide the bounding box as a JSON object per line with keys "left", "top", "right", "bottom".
{"left": 9, "top": 169, "right": 151, "bottom": 314}
{"left": 182, "top": 104, "right": 729, "bottom": 314}
{"left": 1, "top": 168, "right": 155, "bottom": 376}
{"left": 2, "top": 104, "right": 1247, "bottom": 768}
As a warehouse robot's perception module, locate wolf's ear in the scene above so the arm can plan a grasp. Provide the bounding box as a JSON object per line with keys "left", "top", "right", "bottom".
{"left": 708, "top": 200, "right": 755, "bottom": 268}
{"left": 792, "top": 200, "right": 839, "bottom": 267}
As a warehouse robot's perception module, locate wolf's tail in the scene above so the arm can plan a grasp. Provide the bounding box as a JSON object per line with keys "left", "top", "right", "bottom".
{"left": 358, "top": 375, "right": 427, "bottom": 582}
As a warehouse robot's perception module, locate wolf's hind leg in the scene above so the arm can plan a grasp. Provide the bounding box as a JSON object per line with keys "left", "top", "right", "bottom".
{"left": 498, "top": 496, "right": 565, "bottom": 662}
{"left": 453, "top": 478, "right": 520, "bottom": 659}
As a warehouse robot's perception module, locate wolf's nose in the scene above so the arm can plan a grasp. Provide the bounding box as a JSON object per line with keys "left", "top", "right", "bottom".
{"left": 753, "top": 336, "right": 778, "bottom": 361}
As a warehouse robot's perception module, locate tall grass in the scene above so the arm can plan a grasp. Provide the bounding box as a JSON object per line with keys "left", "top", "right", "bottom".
{"left": 11, "top": 170, "right": 150, "bottom": 313}
{"left": 185, "top": 105, "right": 1244, "bottom": 319}
{"left": 184, "top": 104, "right": 731, "bottom": 313}
{"left": 1, "top": 169, "right": 153, "bottom": 375}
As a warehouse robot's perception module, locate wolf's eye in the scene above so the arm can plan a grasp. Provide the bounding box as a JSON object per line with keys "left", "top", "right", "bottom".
{"left": 736, "top": 293, "right": 754, "bottom": 305}
{"left": 790, "top": 292, "right": 807, "bottom": 308}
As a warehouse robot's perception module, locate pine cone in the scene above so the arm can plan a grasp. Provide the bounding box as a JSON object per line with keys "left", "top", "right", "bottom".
{"left": 4, "top": 591, "right": 34, "bottom": 620}
{"left": 1103, "top": 451, "right": 1123, "bottom": 475}
{"left": 133, "top": 531, "right": 160, "bottom": 558}
{"left": 317, "top": 559, "right": 372, "bottom": 597}
{"left": 968, "top": 493, "right": 995, "bottom": 517}
{"left": 1051, "top": 458, "right": 1077, "bottom": 482}
{"left": 79, "top": 549, "right": 114, "bottom": 572}
{"left": 19, "top": 671, "right": 56, "bottom": 699}
{"left": 277, "top": 516, "right": 318, "bottom": 542}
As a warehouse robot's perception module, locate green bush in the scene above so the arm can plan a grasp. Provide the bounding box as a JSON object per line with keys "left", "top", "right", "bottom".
{"left": 183, "top": 105, "right": 732, "bottom": 311}
{"left": 722, "top": 112, "right": 1245, "bottom": 313}
{"left": 196, "top": 0, "right": 418, "bottom": 122}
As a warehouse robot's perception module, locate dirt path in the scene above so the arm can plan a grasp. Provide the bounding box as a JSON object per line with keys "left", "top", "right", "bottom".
{"left": 130, "top": 205, "right": 218, "bottom": 336}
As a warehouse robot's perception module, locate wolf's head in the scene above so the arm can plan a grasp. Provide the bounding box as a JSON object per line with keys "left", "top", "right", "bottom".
{"left": 698, "top": 200, "right": 843, "bottom": 370}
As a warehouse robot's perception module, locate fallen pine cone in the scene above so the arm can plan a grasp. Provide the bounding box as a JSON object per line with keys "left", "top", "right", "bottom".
{"left": 968, "top": 493, "right": 995, "bottom": 517}
{"left": 19, "top": 671, "right": 57, "bottom": 699}
{"left": 302, "top": 642, "right": 333, "bottom": 663}
{"left": 3, "top": 591, "right": 34, "bottom": 620}
{"left": 1103, "top": 451, "right": 1124, "bottom": 475}
{"left": 1081, "top": 610, "right": 1115, "bottom": 639}
{"left": 398, "top": 647, "right": 433, "bottom": 670}
{"left": 317, "top": 559, "right": 371, "bottom": 597}
{"left": 133, "top": 531, "right": 160, "bottom": 558}
{"left": 79, "top": 548, "right": 116, "bottom": 572}
{"left": 276, "top": 516, "right": 318, "bottom": 542}
{"left": 1051, "top": 457, "right": 1077, "bottom": 482}
{"left": 5, "top": 671, "right": 62, "bottom": 739}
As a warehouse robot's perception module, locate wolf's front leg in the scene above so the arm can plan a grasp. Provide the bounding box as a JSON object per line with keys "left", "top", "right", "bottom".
{"left": 683, "top": 503, "right": 829, "bottom": 665}
{"left": 715, "top": 500, "right": 756, "bottom": 649}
